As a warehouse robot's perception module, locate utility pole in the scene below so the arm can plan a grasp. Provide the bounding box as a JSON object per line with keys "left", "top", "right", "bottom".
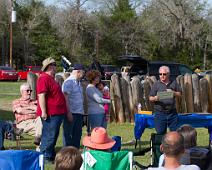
{"left": 9, "top": 0, "right": 16, "bottom": 67}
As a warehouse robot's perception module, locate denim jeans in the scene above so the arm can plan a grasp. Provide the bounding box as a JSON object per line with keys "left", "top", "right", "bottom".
{"left": 63, "top": 114, "right": 83, "bottom": 148}
{"left": 40, "top": 115, "right": 64, "bottom": 160}
{"left": 0, "top": 121, "right": 13, "bottom": 150}
{"left": 88, "top": 114, "right": 107, "bottom": 130}
{"left": 154, "top": 110, "right": 178, "bottom": 135}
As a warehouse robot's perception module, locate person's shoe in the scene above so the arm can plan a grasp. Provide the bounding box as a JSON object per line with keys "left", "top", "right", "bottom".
{"left": 34, "top": 137, "right": 41, "bottom": 145}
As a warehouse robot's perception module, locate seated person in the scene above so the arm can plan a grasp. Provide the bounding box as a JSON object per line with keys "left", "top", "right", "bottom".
{"left": 82, "top": 127, "right": 116, "bottom": 151}
{"left": 0, "top": 120, "right": 23, "bottom": 150}
{"left": 80, "top": 127, "right": 116, "bottom": 170}
{"left": 12, "top": 83, "right": 42, "bottom": 145}
{"left": 159, "top": 125, "right": 209, "bottom": 167}
{"left": 149, "top": 131, "right": 200, "bottom": 170}
{"left": 55, "top": 146, "right": 83, "bottom": 170}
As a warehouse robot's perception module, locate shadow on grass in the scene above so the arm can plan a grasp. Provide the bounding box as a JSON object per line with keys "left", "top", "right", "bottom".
{"left": 0, "top": 109, "right": 15, "bottom": 120}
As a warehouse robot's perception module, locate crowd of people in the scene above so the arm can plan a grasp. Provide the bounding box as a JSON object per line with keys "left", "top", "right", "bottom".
{"left": 1, "top": 56, "right": 211, "bottom": 170}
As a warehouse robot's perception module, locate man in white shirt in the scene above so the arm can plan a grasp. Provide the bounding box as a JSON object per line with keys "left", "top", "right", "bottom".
{"left": 148, "top": 131, "right": 200, "bottom": 170}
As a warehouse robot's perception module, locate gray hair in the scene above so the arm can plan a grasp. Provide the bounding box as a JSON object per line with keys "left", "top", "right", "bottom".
{"left": 20, "top": 83, "right": 31, "bottom": 92}
{"left": 159, "top": 66, "right": 170, "bottom": 73}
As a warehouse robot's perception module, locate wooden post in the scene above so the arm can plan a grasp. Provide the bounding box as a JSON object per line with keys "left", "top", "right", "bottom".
{"left": 184, "top": 73, "right": 194, "bottom": 113}
{"left": 199, "top": 78, "right": 209, "bottom": 113}
{"left": 143, "top": 79, "right": 153, "bottom": 111}
{"left": 192, "top": 74, "right": 201, "bottom": 112}
{"left": 27, "top": 72, "right": 37, "bottom": 100}
{"left": 205, "top": 74, "right": 212, "bottom": 113}
{"left": 111, "top": 74, "right": 125, "bottom": 123}
{"left": 131, "top": 77, "right": 143, "bottom": 113}
{"left": 176, "top": 75, "right": 183, "bottom": 113}
{"left": 120, "top": 77, "right": 131, "bottom": 122}
{"left": 55, "top": 75, "right": 64, "bottom": 87}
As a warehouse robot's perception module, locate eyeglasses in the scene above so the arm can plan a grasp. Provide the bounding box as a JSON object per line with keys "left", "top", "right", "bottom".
{"left": 26, "top": 90, "right": 32, "bottom": 93}
{"left": 159, "top": 73, "right": 167, "bottom": 76}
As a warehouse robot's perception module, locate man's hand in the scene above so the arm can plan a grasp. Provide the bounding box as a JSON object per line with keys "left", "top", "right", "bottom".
{"left": 166, "top": 89, "right": 173, "bottom": 92}
{"left": 67, "top": 112, "right": 73, "bottom": 122}
{"left": 154, "top": 96, "right": 159, "bottom": 101}
{"left": 41, "top": 112, "right": 47, "bottom": 120}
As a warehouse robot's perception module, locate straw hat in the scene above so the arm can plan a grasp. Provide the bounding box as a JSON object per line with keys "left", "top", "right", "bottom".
{"left": 83, "top": 127, "right": 116, "bottom": 150}
{"left": 41, "top": 57, "right": 56, "bottom": 71}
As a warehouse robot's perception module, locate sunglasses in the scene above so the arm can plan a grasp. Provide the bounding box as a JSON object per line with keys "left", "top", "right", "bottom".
{"left": 159, "top": 73, "right": 167, "bottom": 76}
{"left": 26, "top": 90, "right": 32, "bottom": 93}
{"left": 51, "top": 63, "right": 57, "bottom": 66}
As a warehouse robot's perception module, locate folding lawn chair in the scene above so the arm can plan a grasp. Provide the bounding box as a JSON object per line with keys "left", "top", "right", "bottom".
{"left": 150, "top": 133, "right": 163, "bottom": 167}
{"left": 82, "top": 150, "right": 133, "bottom": 170}
{"left": 0, "top": 150, "right": 44, "bottom": 170}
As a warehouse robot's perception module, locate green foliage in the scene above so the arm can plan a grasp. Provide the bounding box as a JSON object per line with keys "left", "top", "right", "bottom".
{"left": 1, "top": 0, "right": 211, "bottom": 68}
{"left": 111, "top": 0, "right": 136, "bottom": 23}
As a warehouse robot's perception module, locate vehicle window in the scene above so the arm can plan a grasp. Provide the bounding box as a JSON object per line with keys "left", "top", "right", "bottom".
{"left": 0, "top": 66, "right": 13, "bottom": 70}
{"left": 179, "top": 65, "right": 193, "bottom": 75}
{"left": 102, "top": 65, "right": 120, "bottom": 72}
{"left": 130, "top": 64, "right": 147, "bottom": 75}
{"left": 206, "top": 71, "right": 212, "bottom": 74}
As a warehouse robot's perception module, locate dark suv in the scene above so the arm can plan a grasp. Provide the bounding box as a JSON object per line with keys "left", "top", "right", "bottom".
{"left": 101, "top": 65, "right": 120, "bottom": 80}
{"left": 119, "top": 55, "right": 195, "bottom": 80}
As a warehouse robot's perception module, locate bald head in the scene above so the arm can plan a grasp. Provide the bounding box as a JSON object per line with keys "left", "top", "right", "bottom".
{"left": 161, "top": 131, "right": 184, "bottom": 157}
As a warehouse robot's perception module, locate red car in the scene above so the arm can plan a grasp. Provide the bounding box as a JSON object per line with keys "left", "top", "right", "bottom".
{"left": 18, "top": 66, "right": 42, "bottom": 80}
{"left": 0, "top": 66, "right": 18, "bottom": 81}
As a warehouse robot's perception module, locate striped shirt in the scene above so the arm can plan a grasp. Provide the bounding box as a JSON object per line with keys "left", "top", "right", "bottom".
{"left": 12, "top": 98, "right": 37, "bottom": 123}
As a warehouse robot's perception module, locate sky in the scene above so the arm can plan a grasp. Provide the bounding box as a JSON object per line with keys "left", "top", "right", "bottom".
{"left": 44, "top": 0, "right": 212, "bottom": 7}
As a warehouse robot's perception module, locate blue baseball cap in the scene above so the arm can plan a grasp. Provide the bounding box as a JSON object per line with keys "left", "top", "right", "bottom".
{"left": 73, "top": 63, "right": 84, "bottom": 70}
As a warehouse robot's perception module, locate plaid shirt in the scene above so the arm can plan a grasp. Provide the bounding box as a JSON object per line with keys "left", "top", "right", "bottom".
{"left": 12, "top": 98, "right": 37, "bottom": 123}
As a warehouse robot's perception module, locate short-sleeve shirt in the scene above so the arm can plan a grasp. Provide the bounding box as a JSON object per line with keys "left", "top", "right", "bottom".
{"left": 12, "top": 98, "right": 37, "bottom": 123}
{"left": 149, "top": 80, "right": 181, "bottom": 112}
{"left": 36, "top": 72, "right": 67, "bottom": 116}
{"left": 62, "top": 75, "right": 84, "bottom": 114}
{"left": 148, "top": 165, "right": 200, "bottom": 170}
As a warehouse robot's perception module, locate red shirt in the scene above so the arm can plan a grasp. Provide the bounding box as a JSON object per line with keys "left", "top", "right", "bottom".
{"left": 36, "top": 73, "right": 67, "bottom": 116}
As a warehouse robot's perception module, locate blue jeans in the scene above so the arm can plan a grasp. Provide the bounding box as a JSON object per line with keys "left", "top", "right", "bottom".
{"left": 154, "top": 110, "right": 178, "bottom": 135}
{"left": 63, "top": 114, "right": 83, "bottom": 148}
{"left": 0, "top": 121, "right": 13, "bottom": 150}
{"left": 88, "top": 114, "right": 107, "bottom": 130}
{"left": 40, "top": 115, "right": 64, "bottom": 160}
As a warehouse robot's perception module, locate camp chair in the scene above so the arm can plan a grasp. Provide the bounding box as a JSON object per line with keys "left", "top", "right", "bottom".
{"left": 111, "top": 136, "right": 122, "bottom": 152}
{"left": 150, "top": 133, "right": 163, "bottom": 167}
{"left": 190, "top": 147, "right": 211, "bottom": 170}
{"left": 82, "top": 150, "right": 133, "bottom": 170}
{"left": 0, "top": 150, "right": 44, "bottom": 170}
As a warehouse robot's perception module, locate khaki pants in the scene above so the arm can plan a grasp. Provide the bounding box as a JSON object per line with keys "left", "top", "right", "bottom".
{"left": 17, "top": 117, "right": 42, "bottom": 137}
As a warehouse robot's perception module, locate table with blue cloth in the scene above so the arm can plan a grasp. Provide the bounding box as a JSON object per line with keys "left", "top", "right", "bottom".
{"left": 134, "top": 113, "right": 212, "bottom": 142}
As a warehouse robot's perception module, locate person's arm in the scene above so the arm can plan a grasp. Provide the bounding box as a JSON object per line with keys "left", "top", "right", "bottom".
{"left": 149, "top": 95, "right": 159, "bottom": 102}
{"left": 170, "top": 81, "right": 182, "bottom": 97}
{"left": 64, "top": 92, "right": 73, "bottom": 122}
{"left": 13, "top": 101, "right": 36, "bottom": 115}
{"left": 38, "top": 93, "right": 47, "bottom": 120}
{"left": 87, "top": 87, "right": 110, "bottom": 104}
{"left": 173, "top": 91, "right": 181, "bottom": 97}
{"left": 149, "top": 83, "right": 159, "bottom": 102}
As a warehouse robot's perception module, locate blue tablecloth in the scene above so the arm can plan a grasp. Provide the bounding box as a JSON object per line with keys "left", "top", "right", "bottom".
{"left": 134, "top": 113, "right": 212, "bottom": 141}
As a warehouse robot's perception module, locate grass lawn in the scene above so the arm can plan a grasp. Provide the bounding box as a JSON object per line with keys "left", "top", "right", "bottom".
{"left": 0, "top": 81, "right": 209, "bottom": 170}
